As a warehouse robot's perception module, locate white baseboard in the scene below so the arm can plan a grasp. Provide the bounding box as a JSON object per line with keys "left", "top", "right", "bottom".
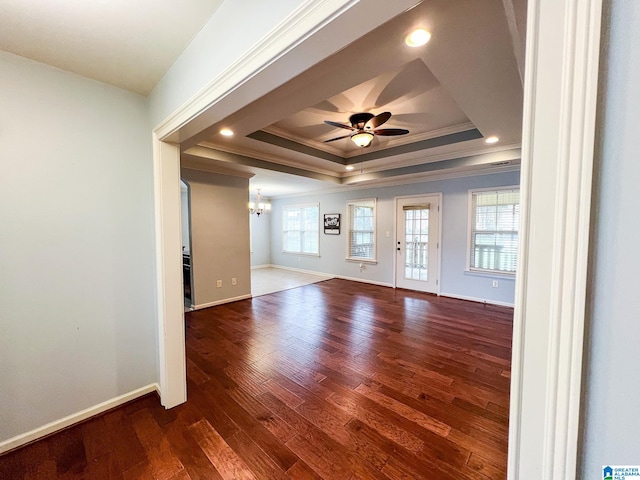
{"left": 269, "top": 264, "right": 392, "bottom": 288}
{"left": 261, "top": 266, "right": 512, "bottom": 304}
{"left": 193, "top": 293, "right": 253, "bottom": 310}
{"left": 250, "top": 264, "right": 274, "bottom": 270}
{"left": 333, "top": 274, "right": 394, "bottom": 288}
{"left": 0, "top": 383, "right": 159, "bottom": 455}
{"left": 267, "top": 264, "right": 334, "bottom": 278}
{"left": 439, "top": 291, "right": 514, "bottom": 308}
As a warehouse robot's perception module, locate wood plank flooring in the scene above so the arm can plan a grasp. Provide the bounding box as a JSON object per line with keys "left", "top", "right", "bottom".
{"left": 0, "top": 279, "right": 513, "bottom": 479}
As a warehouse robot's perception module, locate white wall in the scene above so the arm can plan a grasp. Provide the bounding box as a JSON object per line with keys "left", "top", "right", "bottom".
{"left": 181, "top": 169, "right": 251, "bottom": 306}
{"left": 270, "top": 170, "right": 520, "bottom": 305}
{"left": 149, "top": 0, "right": 307, "bottom": 126}
{"left": 0, "top": 52, "right": 157, "bottom": 443}
{"left": 580, "top": 0, "right": 640, "bottom": 474}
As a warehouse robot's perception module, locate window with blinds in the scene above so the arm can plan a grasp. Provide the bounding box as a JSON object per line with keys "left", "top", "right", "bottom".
{"left": 469, "top": 188, "right": 519, "bottom": 274}
{"left": 282, "top": 204, "right": 319, "bottom": 255}
{"left": 346, "top": 198, "right": 376, "bottom": 261}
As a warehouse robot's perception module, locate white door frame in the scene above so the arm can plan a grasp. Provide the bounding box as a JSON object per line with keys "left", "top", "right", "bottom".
{"left": 152, "top": 1, "right": 603, "bottom": 478}
{"left": 394, "top": 193, "right": 442, "bottom": 295}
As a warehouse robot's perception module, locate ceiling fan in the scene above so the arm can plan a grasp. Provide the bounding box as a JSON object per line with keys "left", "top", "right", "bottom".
{"left": 323, "top": 111, "right": 409, "bottom": 148}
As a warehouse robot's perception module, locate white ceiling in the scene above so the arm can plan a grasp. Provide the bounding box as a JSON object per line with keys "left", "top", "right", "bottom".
{"left": 0, "top": 0, "right": 223, "bottom": 95}
{"left": 0, "top": 0, "right": 527, "bottom": 197}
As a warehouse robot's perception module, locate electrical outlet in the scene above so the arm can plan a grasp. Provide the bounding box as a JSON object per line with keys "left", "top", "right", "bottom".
{"left": 492, "top": 280, "right": 499, "bottom": 288}
{"left": 216, "top": 280, "right": 222, "bottom": 288}
{"left": 232, "top": 277, "right": 237, "bottom": 286}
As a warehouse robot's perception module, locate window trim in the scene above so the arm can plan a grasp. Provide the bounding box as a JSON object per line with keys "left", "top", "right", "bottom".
{"left": 466, "top": 186, "right": 519, "bottom": 276}
{"left": 281, "top": 202, "right": 320, "bottom": 256}
{"left": 345, "top": 198, "right": 377, "bottom": 263}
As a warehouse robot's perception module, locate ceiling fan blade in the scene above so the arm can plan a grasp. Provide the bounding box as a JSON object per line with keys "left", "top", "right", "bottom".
{"left": 373, "top": 128, "right": 409, "bottom": 136}
{"left": 324, "top": 120, "right": 354, "bottom": 130}
{"left": 324, "top": 133, "right": 352, "bottom": 143}
{"left": 368, "top": 111, "right": 391, "bottom": 129}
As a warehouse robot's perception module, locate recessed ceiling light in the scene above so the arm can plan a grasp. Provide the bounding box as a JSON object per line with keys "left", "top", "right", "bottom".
{"left": 485, "top": 136, "right": 499, "bottom": 144}
{"left": 345, "top": 165, "right": 354, "bottom": 171}
{"left": 405, "top": 29, "right": 431, "bottom": 47}
{"left": 220, "top": 128, "right": 234, "bottom": 137}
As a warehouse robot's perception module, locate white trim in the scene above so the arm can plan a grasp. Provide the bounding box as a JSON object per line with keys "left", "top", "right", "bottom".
{"left": 507, "top": 0, "right": 603, "bottom": 478}
{"left": 152, "top": 135, "right": 187, "bottom": 409}
{"left": 333, "top": 274, "right": 393, "bottom": 289}
{"left": 251, "top": 263, "right": 274, "bottom": 270}
{"left": 265, "top": 264, "right": 391, "bottom": 288}
{"left": 439, "top": 292, "right": 515, "bottom": 308}
{"left": 263, "top": 264, "right": 335, "bottom": 279}
{"left": 345, "top": 197, "right": 377, "bottom": 262}
{"left": 263, "top": 121, "right": 477, "bottom": 159}
{"left": 0, "top": 384, "right": 159, "bottom": 455}
{"left": 464, "top": 269, "right": 516, "bottom": 280}
{"left": 272, "top": 163, "right": 522, "bottom": 201}
{"left": 181, "top": 155, "right": 256, "bottom": 178}
{"left": 467, "top": 184, "right": 521, "bottom": 194}
{"left": 154, "top": 0, "right": 358, "bottom": 141}
{"left": 466, "top": 185, "right": 520, "bottom": 275}
{"left": 192, "top": 294, "right": 253, "bottom": 310}
{"left": 393, "top": 193, "right": 443, "bottom": 295}
{"left": 281, "top": 202, "right": 320, "bottom": 255}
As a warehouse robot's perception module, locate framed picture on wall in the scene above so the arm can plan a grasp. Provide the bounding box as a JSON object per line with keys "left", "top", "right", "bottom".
{"left": 324, "top": 213, "right": 340, "bottom": 235}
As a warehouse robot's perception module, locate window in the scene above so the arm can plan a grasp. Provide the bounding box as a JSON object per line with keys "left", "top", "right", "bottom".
{"left": 469, "top": 188, "right": 519, "bottom": 274}
{"left": 346, "top": 198, "right": 376, "bottom": 261}
{"left": 282, "top": 204, "right": 319, "bottom": 255}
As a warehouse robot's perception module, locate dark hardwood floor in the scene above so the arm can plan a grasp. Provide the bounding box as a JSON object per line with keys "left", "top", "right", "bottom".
{"left": 0, "top": 279, "right": 513, "bottom": 479}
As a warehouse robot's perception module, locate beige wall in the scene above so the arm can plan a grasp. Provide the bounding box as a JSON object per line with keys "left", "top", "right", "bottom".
{"left": 181, "top": 169, "right": 251, "bottom": 307}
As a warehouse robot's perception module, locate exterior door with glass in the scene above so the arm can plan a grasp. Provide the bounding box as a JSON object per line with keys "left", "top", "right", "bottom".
{"left": 395, "top": 194, "right": 441, "bottom": 293}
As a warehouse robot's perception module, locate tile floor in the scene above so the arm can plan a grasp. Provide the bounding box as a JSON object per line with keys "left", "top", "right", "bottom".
{"left": 185, "top": 267, "right": 333, "bottom": 311}
{"left": 250, "top": 267, "right": 333, "bottom": 297}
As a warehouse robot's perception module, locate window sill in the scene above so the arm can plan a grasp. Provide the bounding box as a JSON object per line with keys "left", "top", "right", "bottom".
{"left": 282, "top": 251, "right": 320, "bottom": 258}
{"left": 346, "top": 258, "right": 377, "bottom": 265}
{"left": 464, "top": 269, "right": 516, "bottom": 280}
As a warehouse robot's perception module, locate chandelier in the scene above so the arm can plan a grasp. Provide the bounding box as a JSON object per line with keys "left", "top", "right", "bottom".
{"left": 248, "top": 189, "right": 271, "bottom": 216}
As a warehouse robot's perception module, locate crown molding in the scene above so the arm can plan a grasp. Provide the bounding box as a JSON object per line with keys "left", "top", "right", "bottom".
{"left": 154, "top": 0, "right": 359, "bottom": 141}
{"left": 181, "top": 154, "right": 255, "bottom": 179}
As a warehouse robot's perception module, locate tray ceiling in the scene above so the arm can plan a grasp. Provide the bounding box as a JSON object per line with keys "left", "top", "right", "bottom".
{"left": 184, "top": 0, "right": 526, "bottom": 192}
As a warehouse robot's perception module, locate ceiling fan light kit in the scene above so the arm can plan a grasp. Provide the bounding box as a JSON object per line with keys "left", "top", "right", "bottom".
{"left": 324, "top": 111, "right": 409, "bottom": 148}
{"left": 351, "top": 131, "right": 374, "bottom": 147}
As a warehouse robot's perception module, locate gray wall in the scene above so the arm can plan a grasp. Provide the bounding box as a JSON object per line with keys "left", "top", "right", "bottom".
{"left": 0, "top": 52, "right": 157, "bottom": 443}
{"left": 270, "top": 170, "right": 520, "bottom": 305}
{"left": 580, "top": 1, "right": 640, "bottom": 474}
{"left": 181, "top": 169, "right": 251, "bottom": 306}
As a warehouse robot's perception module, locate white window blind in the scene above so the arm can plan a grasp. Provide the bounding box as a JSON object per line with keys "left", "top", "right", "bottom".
{"left": 282, "top": 204, "right": 319, "bottom": 255}
{"left": 469, "top": 188, "right": 519, "bottom": 273}
{"left": 347, "top": 199, "right": 376, "bottom": 261}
